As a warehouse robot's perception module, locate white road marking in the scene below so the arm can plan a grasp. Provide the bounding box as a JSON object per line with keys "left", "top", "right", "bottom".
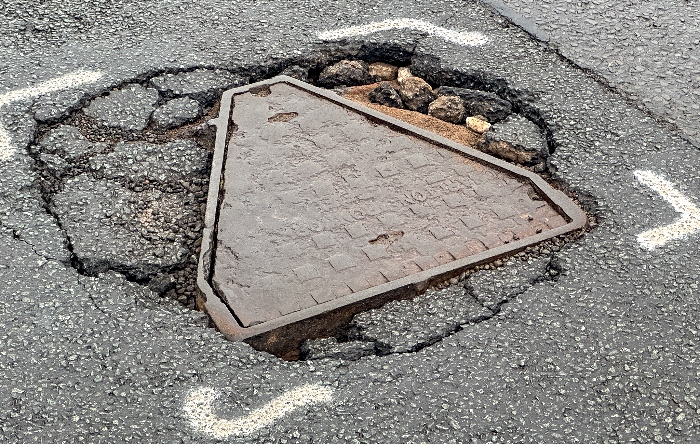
{"left": 183, "top": 383, "right": 334, "bottom": 439}
{"left": 0, "top": 70, "right": 103, "bottom": 161}
{"left": 634, "top": 170, "right": 700, "bottom": 250}
{"left": 318, "top": 18, "right": 488, "bottom": 47}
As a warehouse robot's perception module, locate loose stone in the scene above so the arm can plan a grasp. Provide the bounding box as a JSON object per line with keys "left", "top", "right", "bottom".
{"left": 368, "top": 62, "right": 399, "bottom": 81}
{"left": 397, "top": 66, "right": 413, "bottom": 82}
{"left": 466, "top": 116, "right": 491, "bottom": 134}
{"left": 427, "top": 96, "right": 466, "bottom": 124}
{"left": 317, "top": 60, "right": 373, "bottom": 88}
{"left": 398, "top": 75, "right": 436, "bottom": 114}
{"left": 436, "top": 86, "right": 513, "bottom": 123}
{"left": 368, "top": 82, "right": 404, "bottom": 108}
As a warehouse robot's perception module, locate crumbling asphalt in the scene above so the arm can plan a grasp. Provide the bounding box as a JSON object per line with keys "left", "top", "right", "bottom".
{"left": 0, "top": 0, "right": 699, "bottom": 442}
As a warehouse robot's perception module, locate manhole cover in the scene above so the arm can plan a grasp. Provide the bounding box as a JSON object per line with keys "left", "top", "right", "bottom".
{"left": 198, "top": 76, "right": 586, "bottom": 357}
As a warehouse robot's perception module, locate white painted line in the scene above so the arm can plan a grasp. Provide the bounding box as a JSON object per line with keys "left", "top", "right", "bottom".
{"left": 318, "top": 18, "right": 488, "bottom": 47}
{"left": 0, "top": 126, "right": 12, "bottom": 162}
{"left": 183, "top": 383, "right": 334, "bottom": 439}
{"left": 0, "top": 70, "right": 103, "bottom": 161}
{"left": 634, "top": 170, "right": 700, "bottom": 250}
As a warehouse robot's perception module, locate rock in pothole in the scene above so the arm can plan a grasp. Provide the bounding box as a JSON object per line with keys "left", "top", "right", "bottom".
{"left": 52, "top": 174, "right": 196, "bottom": 279}
{"left": 368, "top": 62, "right": 399, "bottom": 81}
{"left": 368, "top": 82, "right": 404, "bottom": 108}
{"left": 436, "top": 86, "right": 512, "bottom": 123}
{"left": 398, "top": 72, "right": 436, "bottom": 113}
{"left": 151, "top": 98, "right": 202, "bottom": 130}
{"left": 397, "top": 66, "right": 412, "bottom": 82}
{"left": 318, "top": 60, "right": 373, "bottom": 88}
{"left": 427, "top": 95, "right": 465, "bottom": 124}
{"left": 151, "top": 69, "right": 246, "bottom": 104}
{"left": 84, "top": 84, "right": 160, "bottom": 131}
{"left": 466, "top": 116, "right": 491, "bottom": 134}
{"left": 89, "top": 139, "right": 209, "bottom": 183}
{"left": 478, "top": 115, "right": 548, "bottom": 166}
{"left": 317, "top": 60, "right": 373, "bottom": 88}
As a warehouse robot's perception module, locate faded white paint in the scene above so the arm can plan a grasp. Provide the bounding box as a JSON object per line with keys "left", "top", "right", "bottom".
{"left": 0, "top": 70, "right": 103, "bottom": 161}
{"left": 318, "top": 18, "right": 488, "bottom": 47}
{"left": 635, "top": 170, "right": 700, "bottom": 250}
{"left": 183, "top": 383, "right": 334, "bottom": 439}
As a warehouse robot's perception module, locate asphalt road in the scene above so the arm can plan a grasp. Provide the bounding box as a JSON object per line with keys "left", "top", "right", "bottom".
{"left": 1, "top": 0, "right": 699, "bottom": 442}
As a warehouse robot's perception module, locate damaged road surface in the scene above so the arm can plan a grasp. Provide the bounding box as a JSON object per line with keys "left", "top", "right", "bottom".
{"left": 1, "top": 0, "right": 699, "bottom": 443}
{"left": 200, "top": 77, "right": 584, "bottom": 359}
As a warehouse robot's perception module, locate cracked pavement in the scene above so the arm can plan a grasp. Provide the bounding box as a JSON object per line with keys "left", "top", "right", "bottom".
{"left": 0, "top": 0, "right": 699, "bottom": 442}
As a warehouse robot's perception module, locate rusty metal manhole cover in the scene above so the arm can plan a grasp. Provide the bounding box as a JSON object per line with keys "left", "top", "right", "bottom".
{"left": 197, "top": 76, "right": 586, "bottom": 356}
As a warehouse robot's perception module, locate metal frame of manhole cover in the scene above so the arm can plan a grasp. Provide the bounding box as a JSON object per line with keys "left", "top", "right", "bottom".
{"left": 197, "top": 75, "right": 587, "bottom": 358}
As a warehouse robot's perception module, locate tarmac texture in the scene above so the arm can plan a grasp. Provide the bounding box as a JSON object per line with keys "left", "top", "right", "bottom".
{"left": 0, "top": 0, "right": 698, "bottom": 442}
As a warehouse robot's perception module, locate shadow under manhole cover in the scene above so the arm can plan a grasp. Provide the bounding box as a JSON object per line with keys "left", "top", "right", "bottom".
{"left": 198, "top": 76, "right": 586, "bottom": 359}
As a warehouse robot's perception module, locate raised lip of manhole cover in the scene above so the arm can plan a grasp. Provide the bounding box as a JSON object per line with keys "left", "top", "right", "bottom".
{"left": 197, "top": 75, "right": 587, "bottom": 356}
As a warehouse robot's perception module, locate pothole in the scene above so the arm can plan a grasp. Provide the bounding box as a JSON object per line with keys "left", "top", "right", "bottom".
{"left": 27, "top": 46, "right": 595, "bottom": 360}
{"left": 200, "top": 71, "right": 587, "bottom": 360}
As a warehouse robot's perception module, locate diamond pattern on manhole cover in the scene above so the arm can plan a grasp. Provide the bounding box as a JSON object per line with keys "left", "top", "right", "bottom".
{"left": 198, "top": 76, "right": 586, "bottom": 357}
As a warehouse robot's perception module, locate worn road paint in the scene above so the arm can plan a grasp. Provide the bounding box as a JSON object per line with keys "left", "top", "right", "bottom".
{"left": 318, "top": 18, "right": 488, "bottom": 47}
{"left": 0, "top": 70, "right": 103, "bottom": 161}
{"left": 635, "top": 170, "right": 700, "bottom": 250}
{"left": 183, "top": 383, "right": 334, "bottom": 439}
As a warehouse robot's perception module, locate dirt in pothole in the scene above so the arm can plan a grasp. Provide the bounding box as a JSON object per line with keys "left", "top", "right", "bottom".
{"left": 341, "top": 82, "right": 482, "bottom": 149}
